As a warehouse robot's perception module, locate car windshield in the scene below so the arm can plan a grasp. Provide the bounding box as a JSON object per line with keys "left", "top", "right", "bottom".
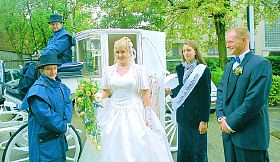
{"left": 5, "top": 69, "right": 20, "bottom": 83}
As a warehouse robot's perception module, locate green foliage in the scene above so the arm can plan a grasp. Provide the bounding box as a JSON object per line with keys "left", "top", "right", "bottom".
{"left": 205, "top": 57, "right": 220, "bottom": 71}
{"left": 211, "top": 67, "right": 223, "bottom": 86}
{"left": 166, "top": 60, "right": 180, "bottom": 73}
{"left": 204, "top": 57, "right": 224, "bottom": 85}
{"left": 0, "top": 0, "right": 279, "bottom": 65}
{"left": 269, "top": 75, "right": 280, "bottom": 107}
{"left": 88, "top": 0, "right": 166, "bottom": 30}
{"left": 265, "top": 56, "right": 280, "bottom": 76}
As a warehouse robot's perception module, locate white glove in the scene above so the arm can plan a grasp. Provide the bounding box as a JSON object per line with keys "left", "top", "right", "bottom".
{"left": 66, "top": 123, "right": 71, "bottom": 132}
{"left": 144, "top": 107, "right": 154, "bottom": 129}
{"left": 95, "top": 92, "right": 103, "bottom": 103}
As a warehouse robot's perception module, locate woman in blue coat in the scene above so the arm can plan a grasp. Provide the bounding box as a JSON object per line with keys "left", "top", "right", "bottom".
{"left": 165, "top": 40, "right": 211, "bottom": 162}
{"left": 21, "top": 54, "right": 72, "bottom": 162}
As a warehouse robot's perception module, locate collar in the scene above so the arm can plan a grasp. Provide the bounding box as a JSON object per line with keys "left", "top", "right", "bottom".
{"left": 53, "top": 27, "right": 64, "bottom": 33}
{"left": 182, "top": 60, "right": 197, "bottom": 68}
{"left": 41, "top": 73, "right": 61, "bottom": 88}
{"left": 237, "top": 49, "right": 250, "bottom": 63}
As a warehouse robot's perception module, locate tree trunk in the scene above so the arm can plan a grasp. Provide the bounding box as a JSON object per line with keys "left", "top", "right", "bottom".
{"left": 214, "top": 14, "right": 227, "bottom": 70}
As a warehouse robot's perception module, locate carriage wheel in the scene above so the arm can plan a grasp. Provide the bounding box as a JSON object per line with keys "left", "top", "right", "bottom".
{"left": 2, "top": 124, "right": 82, "bottom": 162}
{"left": 165, "top": 95, "right": 178, "bottom": 152}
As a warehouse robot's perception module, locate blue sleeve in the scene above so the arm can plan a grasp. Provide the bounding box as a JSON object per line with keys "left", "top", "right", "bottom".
{"left": 29, "top": 96, "right": 67, "bottom": 133}
{"left": 64, "top": 102, "right": 72, "bottom": 123}
{"left": 198, "top": 68, "right": 211, "bottom": 122}
{"left": 41, "top": 35, "right": 71, "bottom": 56}
{"left": 63, "top": 86, "right": 73, "bottom": 123}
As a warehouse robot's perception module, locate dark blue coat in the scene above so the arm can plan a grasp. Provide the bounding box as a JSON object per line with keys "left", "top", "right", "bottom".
{"left": 171, "top": 64, "right": 211, "bottom": 127}
{"left": 41, "top": 27, "right": 75, "bottom": 64}
{"left": 216, "top": 52, "right": 272, "bottom": 150}
{"left": 21, "top": 74, "right": 72, "bottom": 162}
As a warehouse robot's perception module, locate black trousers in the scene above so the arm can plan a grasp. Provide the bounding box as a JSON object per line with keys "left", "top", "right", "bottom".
{"left": 223, "top": 136, "right": 269, "bottom": 162}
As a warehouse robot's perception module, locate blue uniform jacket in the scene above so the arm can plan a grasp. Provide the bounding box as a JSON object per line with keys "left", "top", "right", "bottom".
{"left": 21, "top": 74, "right": 72, "bottom": 162}
{"left": 41, "top": 27, "right": 75, "bottom": 64}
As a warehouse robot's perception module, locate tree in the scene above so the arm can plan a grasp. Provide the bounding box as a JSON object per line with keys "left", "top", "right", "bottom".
{"left": 170, "top": 0, "right": 280, "bottom": 69}
{"left": 119, "top": 0, "right": 279, "bottom": 69}
{"left": 0, "top": 0, "right": 94, "bottom": 58}
{"left": 81, "top": 0, "right": 166, "bottom": 30}
{"left": 0, "top": 0, "right": 279, "bottom": 67}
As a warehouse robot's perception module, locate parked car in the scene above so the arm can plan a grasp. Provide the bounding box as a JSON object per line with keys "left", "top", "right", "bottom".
{"left": 0, "top": 60, "right": 21, "bottom": 104}
{"left": 4, "top": 69, "right": 20, "bottom": 83}
{"left": 0, "top": 60, "right": 4, "bottom": 104}
{"left": 164, "top": 73, "right": 217, "bottom": 113}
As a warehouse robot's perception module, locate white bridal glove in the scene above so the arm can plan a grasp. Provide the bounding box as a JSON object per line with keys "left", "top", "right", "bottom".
{"left": 94, "top": 92, "right": 103, "bottom": 103}
{"left": 145, "top": 107, "right": 154, "bottom": 129}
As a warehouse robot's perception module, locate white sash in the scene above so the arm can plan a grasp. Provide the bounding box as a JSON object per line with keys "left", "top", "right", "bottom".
{"left": 171, "top": 64, "right": 206, "bottom": 124}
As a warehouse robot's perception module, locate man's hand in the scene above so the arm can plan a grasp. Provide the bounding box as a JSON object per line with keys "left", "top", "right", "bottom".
{"left": 219, "top": 120, "right": 234, "bottom": 134}
{"left": 198, "top": 121, "right": 208, "bottom": 134}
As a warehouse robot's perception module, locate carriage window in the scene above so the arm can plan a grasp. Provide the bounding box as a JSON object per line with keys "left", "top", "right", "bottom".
{"left": 76, "top": 36, "right": 101, "bottom": 77}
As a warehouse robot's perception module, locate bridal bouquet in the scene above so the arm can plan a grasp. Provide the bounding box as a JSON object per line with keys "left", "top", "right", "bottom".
{"left": 74, "top": 79, "right": 102, "bottom": 150}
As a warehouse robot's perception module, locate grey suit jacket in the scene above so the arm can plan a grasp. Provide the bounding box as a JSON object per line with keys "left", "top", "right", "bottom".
{"left": 216, "top": 51, "right": 272, "bottom": 150}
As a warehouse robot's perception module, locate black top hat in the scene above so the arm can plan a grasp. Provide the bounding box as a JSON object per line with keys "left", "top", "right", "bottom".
{"left": 48, "top": 13, "right": 63, "bottom": 24}
{"left": 38, "top": 54, "right": 61, "bottom": 69}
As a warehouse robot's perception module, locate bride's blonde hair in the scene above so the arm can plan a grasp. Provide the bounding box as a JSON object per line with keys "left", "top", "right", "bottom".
{"left": 114, "top": 37, "right": 134, "bottom": 63}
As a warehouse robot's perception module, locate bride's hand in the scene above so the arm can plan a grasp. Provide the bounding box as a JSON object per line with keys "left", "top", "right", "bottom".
{"left": 94, "top": 92, "right": 103, "bottom": 102}
{"left": 145, "top": 107, "right": 154, "bottom": 129}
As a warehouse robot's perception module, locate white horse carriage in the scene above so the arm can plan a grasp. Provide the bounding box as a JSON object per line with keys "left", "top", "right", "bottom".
{"left": 72, "top": 29, "right": 178, "bottom": 152}
{"left": 0, "top": 29, "right": 179, "bottom": 162}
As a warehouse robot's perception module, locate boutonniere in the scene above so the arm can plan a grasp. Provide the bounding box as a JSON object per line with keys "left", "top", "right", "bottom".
{"left": 234, "top": 67, "right": 243, "bottom": 76}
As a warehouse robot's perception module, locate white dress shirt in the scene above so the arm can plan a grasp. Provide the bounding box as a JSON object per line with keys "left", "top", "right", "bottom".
{"left": 232, "top": 49, "right": 250, "bottom": 70}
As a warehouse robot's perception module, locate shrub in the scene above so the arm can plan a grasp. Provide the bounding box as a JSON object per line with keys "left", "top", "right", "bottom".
{"left": 205, "top": 57, "right": 220, "bottom": 71}
{"left": 211, "top": 67, "right": 223, "bottom": 86}
{"left": 265, "top": 56, "right": 280, "bottom": 76}
{"left": 166, "top": 60, "right": 180, "bottom": 73}
{"left": 269, "top": 75, "right": 280, "bottom": 107}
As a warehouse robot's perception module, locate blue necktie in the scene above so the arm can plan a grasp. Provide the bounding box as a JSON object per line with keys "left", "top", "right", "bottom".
{"left": 232, "top": 57, "right": 241, "bottom": 63}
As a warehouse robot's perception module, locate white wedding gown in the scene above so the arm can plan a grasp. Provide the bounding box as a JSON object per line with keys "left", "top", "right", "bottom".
{"left": 79, "top": 64, "right": 173, "bottom": 162}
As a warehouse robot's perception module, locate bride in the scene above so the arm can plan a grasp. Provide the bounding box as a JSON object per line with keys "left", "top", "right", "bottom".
{"left": 78, "top": 37, "right": 173, "bottom": 162}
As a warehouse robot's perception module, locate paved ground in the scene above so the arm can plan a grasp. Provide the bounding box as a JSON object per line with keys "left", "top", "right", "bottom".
{"left": 73, "top": 109, "right": 280, "bottom": 162}
{"left": 1, "top": 108, "right": 280, "bottom": 162}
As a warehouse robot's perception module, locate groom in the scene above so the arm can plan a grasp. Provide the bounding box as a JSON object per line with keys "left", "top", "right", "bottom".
{"left": 216, "top": 27, "right": 272, "bottom": 162}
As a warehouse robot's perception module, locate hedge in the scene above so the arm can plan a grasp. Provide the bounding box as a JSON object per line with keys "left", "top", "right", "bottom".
{"left": 269, "top": 75, "right": 280, "bottom": 107}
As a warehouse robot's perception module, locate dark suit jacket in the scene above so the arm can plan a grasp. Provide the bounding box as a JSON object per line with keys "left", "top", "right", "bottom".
{"left": 216, "top": 51, "right": 272, "bottom": 150}
{"left": 171, "top": 63, "right": 211, "bottom": 128}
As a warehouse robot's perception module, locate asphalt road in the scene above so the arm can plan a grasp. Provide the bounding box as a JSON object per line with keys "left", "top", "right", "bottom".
{"left": 1, "top": 108, "right": 280, "bottom": 162}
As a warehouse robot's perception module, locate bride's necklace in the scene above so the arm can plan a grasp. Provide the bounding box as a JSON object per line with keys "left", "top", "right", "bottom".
{"left": 116, "top": 63, "right": 131, "bottom": 76}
